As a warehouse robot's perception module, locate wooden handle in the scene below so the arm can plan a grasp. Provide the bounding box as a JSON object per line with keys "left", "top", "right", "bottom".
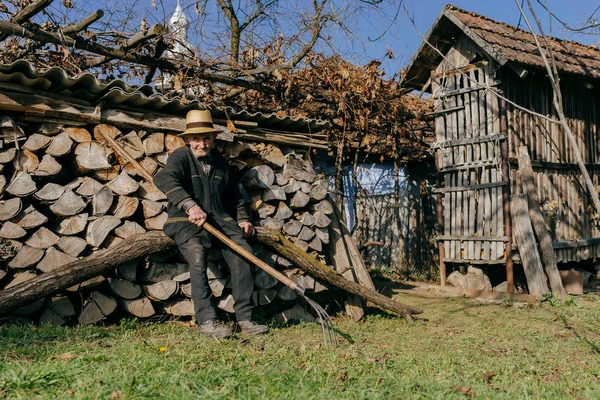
{"left": 100, "top": 130, "right": 305, "bottom": 295}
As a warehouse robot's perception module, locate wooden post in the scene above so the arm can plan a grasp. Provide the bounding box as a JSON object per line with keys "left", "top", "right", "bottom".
{"left": 510, "top": 194, "right": 549, "bottom": 297}
{"left": 500, "top": 98, "right": 514, "bottom": 293}
{"left": 435, "top": 151, "right": 446, "bottom": 286}
{"left": 517, "top": 146, "right": 566, "bottom": 295}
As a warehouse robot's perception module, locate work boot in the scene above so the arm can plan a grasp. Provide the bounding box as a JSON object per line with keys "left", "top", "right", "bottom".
{"left": 198, "top": 319, "right": 232, "bottom": 339}
{"left": 238, "top": 320, "right": 269, "bottom": 336}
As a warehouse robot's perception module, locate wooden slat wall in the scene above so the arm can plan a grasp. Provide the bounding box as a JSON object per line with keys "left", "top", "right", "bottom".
{"left": 505, "top": 72, "right": 600, "bottom": 263}
{"left": 433, "top": 62, "right": 506, "bottom": 262}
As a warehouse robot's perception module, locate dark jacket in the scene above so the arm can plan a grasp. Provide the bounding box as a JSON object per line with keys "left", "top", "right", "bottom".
{"left": 153, "top": 146, "right": 250, "bottom": 246}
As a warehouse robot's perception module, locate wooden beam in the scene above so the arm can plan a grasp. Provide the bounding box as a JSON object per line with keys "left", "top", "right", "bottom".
{"left": 436, "top": 235, "right": 510, "bottom": 242}
{"left": 553, "top": 237, "right": 600, "bottom": 249}
{"left": 432, "top": 181, "right": 508, "bottom": 193}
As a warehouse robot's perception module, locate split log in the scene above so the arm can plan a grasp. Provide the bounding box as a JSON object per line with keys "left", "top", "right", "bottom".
{"left": 46, "top": 131, "right": 73, "bottom": 157}
{"left": 259, "top": 144, "right": 286, "bottom": 167}
{"left": 0, "top": 175, "right": 5, "bottom": 195}
{"left": 0, "top": 222, "right": 27, "bottom": 239}
{"left": 180, "top": 282, "right": 192, "bottom": 297}
{"left": 282, "top": 163, "right": 315, "bottom": 183}
{"left": 282, "top": 178, "right": 301, "bottom": 194}
{"left": 310, "top": 179, "right": 328, "bottom": 201}
{"left": 12, "top": 205, "right": 47, "bottom": 229}
{"left": 118, "top": 297, "right": 155, "bottom": 318}
{"left": 283, "top": 220, "right": 302, "bottom": 236}
{"left": 218, "top": 294, "right": 235, "bottom": 313}
{"left": 108, "top": 171, "right": 139, "bottom": 196}
{"left": 76, "top": 177, "right": 104, "bottom": 197}
{"left": 54, "top": 213, "right": 88, "bottom": 235}
{"left": 510, "top": 194, "right": 550, "bottom": 297}
{"left": 262, "top": 186, "right": 286, "bottom": 202}
{"left": 86, "top": 215, "right": 121, "bottom": 247}
{"left": 37, "top": 248, "right": 78, "bottom": 273}
{"left": 273, "top": 202, "right": 293, "bottom": 220}
{"left": 116, "top": 131, "right": 145, "bottom": 161}
{"left": 144, "top": 212, "right": 167, "bottom": 230}
{"left": 144, "top": 280, "right": 178, "bottom": 301}
{"left": 275, "top": 172, "right": 288, "bottom": 186}
{"left": 0, "top": 148, "right": 16, "bottom": 163}
{"left": 126, "top": 157, "right": 158, "bottom": 177}
{"left": 207, "top": 261, "right": 223, "bottom": 279}
{"left": 92, "top": 187, "right": 114, "bottom": 216}
{"left": 138, "top": 181, "right": 166, "bottom": 201}
{"left": 143, "top": 132, "right": 164, "bottom": 155}
{"left": 164, "top": 299, "right": 194, "bottom": 316}
{"left": 276, "top": 286, "right": 297, "bottom": 301}
{"left": 517, "top": 147, "right": 566, "bottom": 296}
{"left": 308, "top": 236, "right": 322, "bottom": 252}
{"left": 140, "top": 261, "right": 187, "bottom": 283}
{"left": 241, "top": 165, "right": 274, "bottom": 189}
{"left": 17, "top": 150, "right": 39, "bottom": 173}
{"left": 4, "top": 271, "right": 37, "bottom": 289}
{"left": 298, "top": 181, "right": 312, "bottom": 193}
{"left": 0, "top": 231, "right": 174, "bottom": 315}
{"left": 25, "top": 227, "right": 60, "bottom": 249}
{"left": 255, "top": 227, "right": 421, "bottom": 321}
{"left": 117, "top": 260, "right": 139, "bottom": 281}
{"left": 32, "top": 154, "right": 61, "bottom": 176}
{"left": 7, "top": 172, "right": 36, "bottom": 197}
{"left": 155, "top": 152, "right": 169, "bottom": 166}
{"left": 141, "top": 200, "right": 164, "bottom": 218}
{"left": 93, "top": 165, "right": 120, "bottom": 182}
{"left": 257, "top": 203, "right": 276, "bottom": 219}
{"left": 290, "top": 238, "right": 309, "bottom": 252}
{"left": 16, "top": 298, "right": 45, "bottom": 316}
{"left": 74, "top": 141, "right": 114, "bottom": 171}
{"left": 254, "top": 268, "right": 278, "bottom": 289}
{"left": 8, "top": 246, "right": 45, "bottom": 269}
{"left": 209, "top": 278, "right": 228, "bottom": 297}
{"left": 310, "top": 200, "right": 334, "bottom": 215}
{"left": 0, "top": 198, "right": 21, "bottom": 221}
{"left": 108, "top": 277, "right": 142, "bottom": 299}
{"left": 65, "top": 177, "right": 85, "bottom": 191}
{"left": 23, "top": 134, "right": 52, "bottom": 152}
{"left": 173, "top": 271, "right": 190, "bottom": 282}
{"left": 299, "top": 212, "right": 316, "bottom": 226}
{"left": 56, "top": 236, "right": 87, "bottom": 257}
{"left": 50, "top": 189, "right": 87, "bottom": 216}
{"left": 35, "top": 183, "right": 65, "bottom": 202}
{"left": 165, "top": 134, "right": 185, "bottom": 153}
{"left": 64, "top": 127, "right": 92, "bottom": 143}
{"left": 298, "top": 226, "right": 315, "bottom": 241}
{"left": 290, "top": 191, "right": 310, "bottom": 208}
{"left": 114, "top": 221, "right": 146, "bottom": 239}
{"left": 79, "top": 292, "right": 117, "bottom": 324}
{"left": 40, "top": 296, "right": 75, "bottom": 325}
{"left": 111, "top": 196, "right": 139, "bottom": 219}
{"left": 313, "top": 211, "right": 331, "bottom": 228}
{"left": 315, "top": 227, "right": 329, "bottom": 244}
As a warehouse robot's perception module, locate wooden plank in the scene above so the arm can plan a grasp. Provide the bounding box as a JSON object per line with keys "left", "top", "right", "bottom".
{"left": 436, "top": 235, "right": 510, "bottom": 241}
{"left": 426, "top": 105, "right": 465, "bottom": 116}
{"left": 442, "top": 258, "right": 506, "bottom": 265}
{"left": 510, "top": 194, "right": 550, "bottom": 297}
{"left": 432, "top": 181, "right": 508, "bottom": 193}
{"left": 439, "top": 160, "right": 498, "bottom": 173}
{"left": 431, "top": 80, "right": 502, "bottom": 99}
{"left": 517, "top": 147, "right": 566, "bottom": 295}
{"left": 436, "top": 133, "right": 507, "bottom": 148}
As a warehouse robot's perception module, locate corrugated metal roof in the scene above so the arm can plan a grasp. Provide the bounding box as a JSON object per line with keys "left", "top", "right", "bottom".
{"left": 402, "top": 4, "right": 600, "bottom": 89}
{"left": 0, "top": 60, "right": 330, "bottom": 132}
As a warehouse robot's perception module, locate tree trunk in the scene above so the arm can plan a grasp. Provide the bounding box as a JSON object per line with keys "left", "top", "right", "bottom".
{"left": 254, "top": 227, "right": 421, "bottom": 321}
{"left": 0, "top": 231, "right": 174, "bottom": 315}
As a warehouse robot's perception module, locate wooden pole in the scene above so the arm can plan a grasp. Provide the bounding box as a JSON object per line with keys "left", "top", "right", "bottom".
{"left": 435, "top": 151, "right": 446, "bottom": 286}
{"left": 517, "top": 146, "right": 567, "bottom": 295}
{"left": 510, "top": 194, "right": 549, "bottom": 297}
{"left": 499, "top": 98, "right": 514, "bottom": 293}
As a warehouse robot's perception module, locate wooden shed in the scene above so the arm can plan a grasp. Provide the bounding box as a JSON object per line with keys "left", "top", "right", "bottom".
{"left": 401, "top": 5, "right": 600, "bottom": 291}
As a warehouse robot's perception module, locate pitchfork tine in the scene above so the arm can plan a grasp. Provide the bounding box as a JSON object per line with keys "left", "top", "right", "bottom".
{"left": 305, "top": 296, "right": 337, "bottom": 346}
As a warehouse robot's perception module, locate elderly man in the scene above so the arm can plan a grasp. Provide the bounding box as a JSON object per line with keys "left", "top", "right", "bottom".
{"left": 154, "top": 110, "right": 268, "bottom": 338}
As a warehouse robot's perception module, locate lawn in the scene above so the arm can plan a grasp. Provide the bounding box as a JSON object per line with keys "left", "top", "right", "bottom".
{"left": 1, "top": 283, "right": 599, "bottom": 399}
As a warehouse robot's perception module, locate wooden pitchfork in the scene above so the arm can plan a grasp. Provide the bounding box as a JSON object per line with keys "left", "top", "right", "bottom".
{"left": 101, "top": 131, "right": 337, "bottom": 346}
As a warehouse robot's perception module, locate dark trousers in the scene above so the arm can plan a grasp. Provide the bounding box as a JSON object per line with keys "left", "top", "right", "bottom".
{"left": 178, "top": 231, "right": 255, "bottom": 324}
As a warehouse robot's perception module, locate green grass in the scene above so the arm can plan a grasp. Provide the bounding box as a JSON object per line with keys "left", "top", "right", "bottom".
{"left": 1, "top": 288, "right": 600, "bottom": 399}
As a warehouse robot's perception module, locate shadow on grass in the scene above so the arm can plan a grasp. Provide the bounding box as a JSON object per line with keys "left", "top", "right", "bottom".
{"left": 558, "top": 313, "right": 600, "bottom": 355}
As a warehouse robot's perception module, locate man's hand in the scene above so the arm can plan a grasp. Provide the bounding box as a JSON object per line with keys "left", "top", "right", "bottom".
{"left": 238, "top": 221, "right": 254, "bottom": 238}
{"left": 187, "top": 204, "right": 207, "bottom": 227}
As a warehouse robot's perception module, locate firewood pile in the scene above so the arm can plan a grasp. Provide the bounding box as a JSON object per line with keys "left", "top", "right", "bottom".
{"left": 0, "top": 119, "right": 348, "bottom": 325}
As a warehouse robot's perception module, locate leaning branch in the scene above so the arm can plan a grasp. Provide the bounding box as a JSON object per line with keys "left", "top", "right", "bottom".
{"left": 62, "top": 9, "right": 105, "bottom": 35}
{"left": 0, "top": 0, "right": 53, "bottom": 41}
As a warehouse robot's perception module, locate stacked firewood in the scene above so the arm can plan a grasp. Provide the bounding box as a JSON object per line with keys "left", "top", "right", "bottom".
{"left": 0, "top": 120, "right": 337, "bottom": 325}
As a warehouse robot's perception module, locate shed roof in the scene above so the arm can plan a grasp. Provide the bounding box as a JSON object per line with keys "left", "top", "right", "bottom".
{"left": 401, "top": 4, "right": 600, "bottom": 90}
{"left": 0, "top": 60, "right": 330, "bottom": 133}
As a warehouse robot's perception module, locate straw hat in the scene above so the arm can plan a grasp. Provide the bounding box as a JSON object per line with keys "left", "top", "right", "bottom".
{"left": 179, "top": 110, "right": 221, "bottom": 137}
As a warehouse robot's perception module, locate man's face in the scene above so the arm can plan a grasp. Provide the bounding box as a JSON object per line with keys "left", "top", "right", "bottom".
{"left": 186, "top": 132, "right": 216, "bottom": 158}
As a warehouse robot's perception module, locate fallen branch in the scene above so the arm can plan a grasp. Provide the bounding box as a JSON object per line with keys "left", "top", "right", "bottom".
{"left": 255, "top": 227, "right": 422, "bottom": 321}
